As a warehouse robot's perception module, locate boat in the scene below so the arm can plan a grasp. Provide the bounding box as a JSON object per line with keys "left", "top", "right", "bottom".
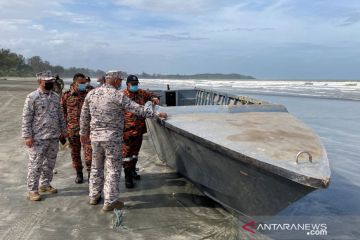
{"left": 146, "top": 88, "right": 331, "bottom": 217}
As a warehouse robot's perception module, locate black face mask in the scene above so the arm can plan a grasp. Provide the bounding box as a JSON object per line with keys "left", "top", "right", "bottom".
{"left": 44, "top": 82, "right": 54, "bottom": 90}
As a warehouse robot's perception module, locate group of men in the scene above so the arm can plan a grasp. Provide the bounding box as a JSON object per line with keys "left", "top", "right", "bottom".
{"left": 21, "top": 70, "right": 167, "bottom": 211}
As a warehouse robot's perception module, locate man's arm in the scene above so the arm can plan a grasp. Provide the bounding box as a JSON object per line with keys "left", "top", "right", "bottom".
{"left": 22, "top": 95, "right": 34, "bottom": 147}
{"left": 61, "top": 92, "right": 68, "bottom": 126}
{"left": 144, "top": 90, "right": 160, "bottom": 105}
{"left": 79, "top": 95, "right": 91, "bottom": 143}
{"left": 58, "top": 99, "right": 67, "bottom": 136}
{"left": 120, "top": 94, "right": 166, "bottom": 119}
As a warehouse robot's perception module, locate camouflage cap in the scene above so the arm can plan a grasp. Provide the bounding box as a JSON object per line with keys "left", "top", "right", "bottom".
{"left": 105, "top": 70, "right": 123, "bottom": 81}
{"left": 36, "top": 70, "right": 55, "bottom": 81}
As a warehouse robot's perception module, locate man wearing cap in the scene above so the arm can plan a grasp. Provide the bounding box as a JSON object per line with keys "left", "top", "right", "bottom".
{"left": 22, "top": 71, "right": 67, "bottom": 201}
{"left": 122, "top": 75, "right": 160, "bottom": 188}
{"left": 85, "top": 76, "right": 94, "bottom": 92}
{"left": 61, "top": 73, "right": 93, "bottom": 184}
{"left": 53, "top": 74, "right": 64, "bottom": 97}
{"left": 80, "top": 70, "right": 167, "bottom": 211}
{"left": 96, "top": 76, "right": 105, "bottom": 87}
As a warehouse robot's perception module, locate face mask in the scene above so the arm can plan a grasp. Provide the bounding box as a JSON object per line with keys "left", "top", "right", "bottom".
{"left": 78, "top": 83, "right": 87, "bottom": 92}
{"left": 129, "top": 85, "right": 139, "bottom": 92}
{"left": 44, "top": 82, "right": 54, "bottom": 91}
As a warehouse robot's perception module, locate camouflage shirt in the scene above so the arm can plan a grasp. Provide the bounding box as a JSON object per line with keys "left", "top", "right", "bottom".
{"left": 80, "top": 85, "right": 158, "bottom": 142}
{"left": 22, "top": 89, "right": 66, "bottom": 140}
{"left": 122, "top": 89, "right": 157, "bottom": 135}
{"left": 61, "top": 83, "right": 89, "bottom": 137}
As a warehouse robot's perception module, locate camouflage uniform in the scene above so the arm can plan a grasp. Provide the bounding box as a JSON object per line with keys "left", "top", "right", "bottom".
{"left": 61, "top": 83, "right": 92, "bottom": 172}
{"left": 22, "top": 89, "right": 66, "bottom": 192}
{"left": 80, "top": 84, "right": 158, "bottom": 204}
{"left": 122, "top": 89, "right": 157, "bottom": 173}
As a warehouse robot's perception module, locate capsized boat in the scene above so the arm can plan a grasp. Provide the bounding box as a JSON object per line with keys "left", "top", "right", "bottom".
{"left": 146, "top": 88, "right": 331, "bottom": 216}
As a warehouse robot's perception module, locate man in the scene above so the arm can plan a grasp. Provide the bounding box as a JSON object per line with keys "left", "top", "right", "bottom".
{"left": 96, "top": 76, "right": 105, "bottom": 87}
{"left": 22, "top": 70, "right": 67, "bottom": 201}
{"left": 61, "top": 73, "right": 92, "bottom": 183}
{"left": 85, "top": 76, "right": 94, "bottom": 92}
{"left": 53, "top": 74, "right": 64, "bottom": 97}
{"left": 80, "top": 70, "right": 167, "bottom": 211}
{"left": 122, "top": 75, "right": 160, "bottom": 188}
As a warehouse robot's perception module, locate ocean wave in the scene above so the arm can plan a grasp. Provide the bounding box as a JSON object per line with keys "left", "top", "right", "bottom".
{"left": 140, "top": 79, "right": 360, "bottom": 101}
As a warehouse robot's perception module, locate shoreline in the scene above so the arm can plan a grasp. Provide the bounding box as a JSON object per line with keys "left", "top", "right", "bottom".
{"left": 0, "top": 78, "right": 259, "bottom": 239}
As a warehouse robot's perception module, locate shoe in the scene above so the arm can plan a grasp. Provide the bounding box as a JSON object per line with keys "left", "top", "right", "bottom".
{"left": 75, "top": 170, "right": 84, "bottom": 184}
{"left": 102, "top": 200, "right": 124, "bottom": 211}
{"left": 39, "top": 185, "right": 58, "bottom": 194}
{"left": 124, "top": 168, "right": 134, "bottom": 189}
{"left": 27, "top": 191, "right": 41, "bottom": 201}
{"left": 89, "top": 194, "right": 102, "bottom": 205}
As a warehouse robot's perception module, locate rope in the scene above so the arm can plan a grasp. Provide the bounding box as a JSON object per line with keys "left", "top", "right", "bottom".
{"left": 113, "top": 209, "right": 127, "bottom": 230}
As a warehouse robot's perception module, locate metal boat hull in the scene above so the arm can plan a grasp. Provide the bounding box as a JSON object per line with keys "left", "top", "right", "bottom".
{"left": 147, "top": 118, "right": 314, "bottom": 216}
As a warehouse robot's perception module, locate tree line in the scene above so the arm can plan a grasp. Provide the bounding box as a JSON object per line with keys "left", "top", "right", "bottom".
{"left": 0, "top": 48, "right": 105, "bottom": 78}
{"left": 1, "top": 48, "right": 255, "bottom": 80}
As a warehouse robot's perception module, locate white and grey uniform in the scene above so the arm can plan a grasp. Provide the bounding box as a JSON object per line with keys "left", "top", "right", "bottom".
{"left": 22, "top": 89, "right": 66, "bottom": 192}
{"left": 80, "top": 84, "right": 158, "bottom": 204}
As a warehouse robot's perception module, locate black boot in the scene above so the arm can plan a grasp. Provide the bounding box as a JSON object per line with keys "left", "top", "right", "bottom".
{"left": 75, "top": 170, "right": 84, "bottom": 184}
{"left": 132, "top": 156, "right": 140, "bottom": 180}
{"left": 124, "top": 163, "right": 134, "bottom": 189}
{"left": 124, "top": 168, "right": 134, "bottom": 188}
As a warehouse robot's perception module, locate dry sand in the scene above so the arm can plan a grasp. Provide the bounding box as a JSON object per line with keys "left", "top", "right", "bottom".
{"left": 0, "top": 78, "right": 264, "bottom": 240}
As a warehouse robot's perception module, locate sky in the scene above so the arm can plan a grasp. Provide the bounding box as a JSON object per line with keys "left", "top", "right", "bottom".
{"left": 0, "top": 0, "right": 360, "bottom": 79}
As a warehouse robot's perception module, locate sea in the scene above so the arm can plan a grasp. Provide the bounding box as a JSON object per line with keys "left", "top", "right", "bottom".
{"left": 65, "top": 78, "right": 360, "bottom": 239}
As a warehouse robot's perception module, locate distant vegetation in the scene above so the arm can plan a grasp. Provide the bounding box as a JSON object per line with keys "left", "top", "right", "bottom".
{"left": 138, "top": 72, "right": 255, "bottom": 79}
{"left": 0, "top": 48, "right": 105, "bottom": 78}
{"left": 0, "top": 48, "right": 255, "bottom": 80}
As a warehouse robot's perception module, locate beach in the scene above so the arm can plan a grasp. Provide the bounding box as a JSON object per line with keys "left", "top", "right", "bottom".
{"left": 0, "top": 78, "right": 260, "bottom": 240}
{"left": 1, "top": 77, "right": 359, "bottom": 240}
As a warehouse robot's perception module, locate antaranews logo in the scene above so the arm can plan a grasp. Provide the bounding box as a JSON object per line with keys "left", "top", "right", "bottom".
{"left": 242, "top": 220, "right": 328, "bottom": 236}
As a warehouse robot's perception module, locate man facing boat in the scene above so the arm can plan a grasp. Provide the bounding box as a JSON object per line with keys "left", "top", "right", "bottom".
{"left": 121, "top": 75, "right": 160, "bottom": 188}
{"left": 79, "top": 70, "right": 167, "bottom": 211}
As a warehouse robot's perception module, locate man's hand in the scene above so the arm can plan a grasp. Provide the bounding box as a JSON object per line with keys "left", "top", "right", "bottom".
{"left": 158, "top": 112, "right": 167, "bottom": 119}
{"left": 151, "top": 97, "right": 160, "bottom": 105}
{"left": 80, "top": 135, "right": 90, "bottom": 144}
{"left": 25, "top": 137, "right": 33, "bottom": 148}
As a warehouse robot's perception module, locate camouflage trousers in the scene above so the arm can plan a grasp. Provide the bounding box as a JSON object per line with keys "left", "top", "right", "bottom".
{"left": 122, "top": 134, "right": 143, "bottom": 158}
{"left": 89, "top": 141, "right": 122, "bottom": 205}
{"left": 68, "top": 135, "right": 92, "bottom": 172}
{"left": 27, "top": 139, "right": 59, "bottom": 192}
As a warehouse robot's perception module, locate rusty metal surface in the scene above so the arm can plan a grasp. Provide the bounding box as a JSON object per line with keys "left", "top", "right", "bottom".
{"left": 156, "top": 104, "right": 330, "bottom": 185}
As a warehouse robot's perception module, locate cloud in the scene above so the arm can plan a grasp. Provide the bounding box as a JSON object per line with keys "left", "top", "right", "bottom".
{"left": 145, "top": 33, "right": 206, "bottom": 41}
{"left": 112, "top": 0, "right": 210, "bottom": 13}
{"left": 338, "top": 12, "right": 360, "bottom": 26}
{"left": 28, "top": 24, "right": 44, "bottom": 31}
{"left": 49, "top": 10, "right": 100, "bottom": 25}
{"left": 210, "top": 27, "right": 275, "bottom": 33}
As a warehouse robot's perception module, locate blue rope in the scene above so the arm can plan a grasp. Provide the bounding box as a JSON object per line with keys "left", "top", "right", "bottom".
{"left": 113, "top": 209, "right": 127, "bottom": 229}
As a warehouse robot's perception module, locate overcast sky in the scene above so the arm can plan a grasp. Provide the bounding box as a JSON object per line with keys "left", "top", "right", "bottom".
{"left": 0, "top": 0, "right": 359, "bottom": 79}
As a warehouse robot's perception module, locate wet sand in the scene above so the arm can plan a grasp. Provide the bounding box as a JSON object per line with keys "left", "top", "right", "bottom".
{"left": 0, "top": 78, "right": 262, "bottom": 239}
